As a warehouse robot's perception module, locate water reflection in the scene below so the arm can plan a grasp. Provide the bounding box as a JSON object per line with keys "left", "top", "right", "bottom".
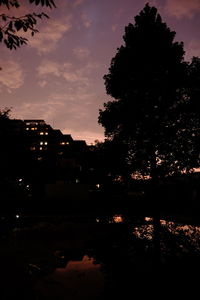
{"left": 35, "top": 255, "right": 105, "bottom": 300}
{"left": 133, "top": 216, "right": 200, "bottom": 256}
{"left": 2, "top": 212, "right": 200, "bottom": 299}
{"left": 96, "top": 214, "right": 123, "bottom": 224}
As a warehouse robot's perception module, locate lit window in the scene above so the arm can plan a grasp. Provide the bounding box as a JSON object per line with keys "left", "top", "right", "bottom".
{"left": 60, "top": 142, "right": 65, "bottom": 145}
{"left": 37, "top": 157, "right": 42, "bottom": 161}
{"left": 44, "top": 142, "right": 48, "bottom": 145}
{"left": 30, "top": 146, "right": 36, "bottom": 151}
{"left": 66, "top": 142, "right": 69, "bottom": 145}
{"left": 40, "top": 132, "right": 44, "bottom": 135}
{"left": 39, "top": 147, "right": 43, "bottom": 150}
{"left": 45, "top": 132, "right": 48, "bottom": 135}
{"left": 26, "top": 127, "right": 29, "bottom": 130}
{"left": 40, "top": 142, "right": 43, "bottom": 145}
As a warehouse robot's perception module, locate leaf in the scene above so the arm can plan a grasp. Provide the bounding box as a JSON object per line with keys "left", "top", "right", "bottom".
{"left": 14, "top": 20, "right": 23, "bottom": 31}
{"left": 2, "top": 15, "right": 7, "bottom": 21}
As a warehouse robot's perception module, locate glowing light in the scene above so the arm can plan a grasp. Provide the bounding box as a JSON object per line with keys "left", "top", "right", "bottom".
{"left": 113, "top": 214, "right": 123, "bottom": 223}
{"left": 16, "top": 214, "right": 20, "bottom": 219}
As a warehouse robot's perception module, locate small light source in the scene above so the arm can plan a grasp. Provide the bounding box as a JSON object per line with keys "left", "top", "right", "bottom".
{"left": 19, "top": 178, "right": 22, "bottom": 182}
{"left": 96, "top": 184, "right": 100, "bottom": 189}
{"left": 16, "top": 214, "right": 20, "bottom": 219}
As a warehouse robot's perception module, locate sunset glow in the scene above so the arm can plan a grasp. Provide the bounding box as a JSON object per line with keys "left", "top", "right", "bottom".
{"left": 1, "top": 0, "right": 200, "bottom": 144}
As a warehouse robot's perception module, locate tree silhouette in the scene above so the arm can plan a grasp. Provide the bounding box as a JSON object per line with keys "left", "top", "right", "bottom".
{"left": 98, "top": 3, "right": 200, "bottom": 264}
{"left": 99, "top": 3, "right": 199, "bottom": 182}
{"left": 0, "top": 0, "right": 56, "bottom": 49}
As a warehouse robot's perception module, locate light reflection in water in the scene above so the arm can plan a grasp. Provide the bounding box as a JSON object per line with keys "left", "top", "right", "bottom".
{"left": 134, "top": 216, "right": 200, "bottom": 252}
{"left": 113, "top": 214, "right": 123, "bottom": 223}
{"left": 96, "top": 214, "right": 123, "bottom": 224}
{"left": 36, "top": 255, "right": 105, "bottom": 300}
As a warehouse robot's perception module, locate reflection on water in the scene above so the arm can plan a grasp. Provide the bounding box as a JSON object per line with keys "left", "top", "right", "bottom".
{"left": 35, "top": 255, "right": 105, "bottom": 300}
{"left": 96, "top": 214, "right": 123, "bottom": 224}
{"left": 133, "top": 216, "right": 200, "bottom": 255}
{"left": 1, "top": 212, "right": 200, "bottom": 299}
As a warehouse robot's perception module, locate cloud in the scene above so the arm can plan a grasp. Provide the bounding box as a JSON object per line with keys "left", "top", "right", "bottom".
{"left": 0, "top": 60, "right": 24, "bottom": 92}
{"left": 73, "top": 47, "right": 90, "bottom": 59}
{"left": 81, "top": 13, "right": 92, "bottom": 28}
{"left": 37, "top": 60, "right": 61, "bottom": 77}
{"left": 111, "top": 24, "right": 117, "bottom": 32}
{"left": 37, "top": 59, "right": 100, "bottom": 87}
{"left": 28, "top": 18, "right": 72, "bottom": 54}
{"left": 165, "top": 0, "right": 200, "bottom": 18}
{"left": 73, "top": 0, "right": 85, "bottom": 7}
{"left": 13, "top": 100, "right": 65, "bottom": 123}
{"left": 185, "top": 39, "right": 200, "bottom": 60}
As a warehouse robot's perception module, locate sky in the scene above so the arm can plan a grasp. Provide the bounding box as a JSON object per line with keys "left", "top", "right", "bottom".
{"left": 0, "top": 0, "right": 200, "bottom": 144}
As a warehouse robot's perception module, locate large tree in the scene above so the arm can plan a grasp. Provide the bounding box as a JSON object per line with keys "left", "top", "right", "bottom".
{"left": 0, "top": 0, "right": 56, "bottom": 49}
{"left": 99, "top": 3, "right": 200, "bottom": 181}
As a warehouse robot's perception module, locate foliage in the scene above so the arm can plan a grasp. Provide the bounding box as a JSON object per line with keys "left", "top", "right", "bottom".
{"left": 99, "top": 4, "right": 200, "bottom": 179}
{"left": 0, "top": 0, "right": 56, "bottom": 49}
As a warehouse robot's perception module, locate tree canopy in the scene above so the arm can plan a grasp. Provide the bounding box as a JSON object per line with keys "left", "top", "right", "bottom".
{"left": 99, "top": 3, "right": 200, "bottom": 180}
{"left": 0, "top": 0, "right": 56, "bottom": 49}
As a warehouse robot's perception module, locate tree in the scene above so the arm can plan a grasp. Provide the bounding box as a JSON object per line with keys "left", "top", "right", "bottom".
{"left": 98, "top": 3, "right": 200, "bottom": 264}
{"left": 0, "top": 108, "right": 26, "bottom": 180}
{"left": 0, "top": 0, "right": 56, "bottom": 49}
{"left": 99, "top": 3, "right": 199, "bottom": 181}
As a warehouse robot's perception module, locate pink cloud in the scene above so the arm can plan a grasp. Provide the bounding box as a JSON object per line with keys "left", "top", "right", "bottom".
{"left": 0, "top": 60, "right": 24, "bottom": 92}
{"left": 165, "top": 0, "right": 200, "bottom": 18}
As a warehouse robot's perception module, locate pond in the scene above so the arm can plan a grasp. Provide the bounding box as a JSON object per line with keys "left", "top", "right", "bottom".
{"left": 0, "top": 212, "right": 200, "bottom": 299}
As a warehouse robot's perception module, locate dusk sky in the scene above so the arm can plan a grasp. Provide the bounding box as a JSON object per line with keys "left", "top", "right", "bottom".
{"left": 0, "top": 0, "right": 200, "bottom": 144}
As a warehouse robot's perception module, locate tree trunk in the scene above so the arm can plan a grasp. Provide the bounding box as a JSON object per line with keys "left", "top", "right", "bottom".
{"left": 150, "top": 155, "right": 161, "bottom": 268}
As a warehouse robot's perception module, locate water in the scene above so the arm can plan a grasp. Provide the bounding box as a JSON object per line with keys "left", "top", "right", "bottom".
{"left": 35, "top": 255, "right": 104, "bottom": 300}
{"left": 0, "top": 212, "right": 200, "bottom": 299}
